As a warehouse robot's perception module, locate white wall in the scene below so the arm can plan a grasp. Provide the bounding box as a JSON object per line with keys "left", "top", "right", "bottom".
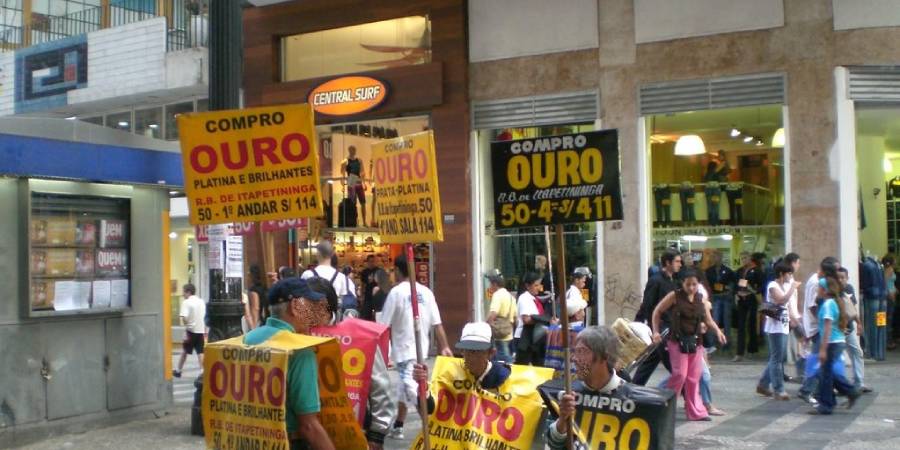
{"left": 0, "top": 52, "right": 15, "bottom": 117}
{"left": 68, "top": 18, "right": 167, "bottom": 104}
{"left": 469, "top": 0, "right": 598, "bottom": 62}
{"left": 833, "top": 0, "right": 900, "bottom": 30}
{"left": 634, "top": 0, "right": 784, "bottom": 43}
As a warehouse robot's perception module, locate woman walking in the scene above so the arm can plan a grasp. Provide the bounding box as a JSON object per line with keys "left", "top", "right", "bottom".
{"left": 811, "top": 277, "right": 861, "bottom": 414}
{"left": 515, "top": 272, "right": 555, "bottom": 365}
{"left": 757, "top": 262, "right": 801, "bottom": 400}
{"left": 652, "top": 269, "right": 727, "bottom": 421}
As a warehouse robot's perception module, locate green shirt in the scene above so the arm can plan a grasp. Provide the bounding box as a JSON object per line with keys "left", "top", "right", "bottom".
{"left": 243, "top": 317, "right": 320, "bottom": 434}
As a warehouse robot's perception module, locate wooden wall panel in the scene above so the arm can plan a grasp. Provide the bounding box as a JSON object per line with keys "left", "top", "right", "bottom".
{"left": 243, "top": 0, "right": 471, "bottom": 345}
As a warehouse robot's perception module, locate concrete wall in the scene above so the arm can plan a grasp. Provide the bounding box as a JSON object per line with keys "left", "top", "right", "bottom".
{"left": 469, "top": 0, "right": 900, "bottom": 321}
{"left": 634, "top": 0, "right": 785, "bottom": 43}
{"left": 0, "top": 180, "right": 170, "bottom": 447}
{"left": 468, "top": 0, "right": 599, "bottom": 62}
{"left": 833, "top": 0, "right": 900, "bottom": 31}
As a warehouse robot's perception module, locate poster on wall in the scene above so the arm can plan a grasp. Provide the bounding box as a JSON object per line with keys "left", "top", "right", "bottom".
{"left": 99, "top": 220, "right": 127, "bottom": 248}
{"left": 110, "top": 279, "right": 129, "bottom": 308}
{"left": 491, "top": 130, "right": 624, "bottom": 229}
{"left": 226, "top": 235, "right": 243, "bottom": 278}
{"left": 95, "top": 249, "right": 128, "bottom": 277}
{"left": 92, "top": 280, "right": 112, "bottom": 308}
{"left": 178, "top": 104, "right": 323, "bottom": 225}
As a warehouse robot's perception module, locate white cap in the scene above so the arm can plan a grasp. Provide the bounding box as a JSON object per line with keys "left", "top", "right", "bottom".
{"left": 455, "top": 322, "right": 493, "bottom": 351}
{"left": 566, "top": 297, "right": 588, "bottom": 318}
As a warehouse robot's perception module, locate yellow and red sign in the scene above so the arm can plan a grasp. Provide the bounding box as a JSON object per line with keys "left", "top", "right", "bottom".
{"left": 308, "top": 76, "right": 388, "bottom": 116}
{"left": 410, "top": 357, "right": 554, "bottom": 450}
{"left": 202, "top": 332, "right": 366, "bottom": 450}
{"left": 371, "top": 131, "right": 443, "bottom": 244}
{"left": 178, "top": 104, "right": 323, "bottom": 226}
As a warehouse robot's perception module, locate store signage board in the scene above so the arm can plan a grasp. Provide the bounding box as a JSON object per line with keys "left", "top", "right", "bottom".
{"left": 490, "top": 130, "right": 623, "bottom": 229}
{"left": 178, "top": 104, "right": 323, "bottom": 225}
{"left": 370, "top": 130, "right": 443, "bottom": 244}
{"left": 307, "top": 76, "right": 388, "bottom": 116}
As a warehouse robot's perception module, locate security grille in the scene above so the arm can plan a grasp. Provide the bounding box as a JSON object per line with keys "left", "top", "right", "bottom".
{"left": 640, "top": 73, "right": 786, "bottom": 115}
{"left": 472, "top": 90, "right": 598, "bottom": 129}
{"left": 848, "top": 66, "right": 900, "bottom": 102}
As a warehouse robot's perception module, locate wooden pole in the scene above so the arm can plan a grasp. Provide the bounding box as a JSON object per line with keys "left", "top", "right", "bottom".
{"left": 406, "top": 243, "right": 430, "bottom": 450}
{"left": 554, "top": 224, "right": 573, "bottom": 449}
{"left": 545, "top": 225, "right": 556, "bottom": 319}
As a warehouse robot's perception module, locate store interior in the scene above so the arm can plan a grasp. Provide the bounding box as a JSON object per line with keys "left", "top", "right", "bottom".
{"left": 857, "top": 106, "right": 900, "bottom": 260}
{"left": 648, "top": 105, "right": 786, "bottom": 269}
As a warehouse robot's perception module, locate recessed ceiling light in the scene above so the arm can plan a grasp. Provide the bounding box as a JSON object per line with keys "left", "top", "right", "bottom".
{"left": 730, "top": 128, "right": 740, "bottom": 137}
{"left": 149, "top": 124, "right": 159, "bottom": 129}
{"left": 743, "top": 136, "right": 753, "bottom": 143}
{"left": 118, "top": 121, "right": 129, "bottom": 127}
{"left": 65, "top": 116, "right": 76, "bottom": 120}
{"left": 755, "top": 140, "right": 764, "bottom": 146}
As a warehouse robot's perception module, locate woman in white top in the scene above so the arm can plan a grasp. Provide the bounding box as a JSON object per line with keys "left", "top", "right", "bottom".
{"left": 514, "top": 272, "right": 556, "bottom": 365}
{"left": 757, "top": 262, "right": 801, "bottom": 400}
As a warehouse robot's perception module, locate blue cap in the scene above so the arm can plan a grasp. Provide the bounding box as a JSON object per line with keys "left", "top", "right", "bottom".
{"left": 268, "top": 277, "right": 326, "bottom": 305}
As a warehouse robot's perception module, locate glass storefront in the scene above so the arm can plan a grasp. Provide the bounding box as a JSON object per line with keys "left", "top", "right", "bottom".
{"left": 476, "top": 123, "right": 598, "bottom": 316}
{"left": 646, "top": 105, "right": 786, "bottom": 269}
{"left": 856, "top": 106, "right": 900, "bottom": 258}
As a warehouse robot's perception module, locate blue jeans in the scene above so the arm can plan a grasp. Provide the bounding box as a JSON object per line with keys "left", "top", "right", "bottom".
{"left": 653, "top": 187, "right": 672, "bottom": 224}
{"left": 680, "top": 186, "right": 696, "bottom": 222}
{"left": 816, "top": 342, "right": 857, "bottom": 414}
{"left": 799, "top": 333, "right": 820, "bottom": 397}
{"left": 845, "top": 322, "right": 865, "bottom": 389}
{"left": 864, "top": 297, "right": 886, "bottom": 360}
{"left": 712, "top": 294, "right": 733, "bottom": 344}
{"left": 759, "top": 332, "right": 787, "bottom": 394}
{"left": 494, "top": 340, "right": 512, "bottom": 363}
{"left": 705, "top": 185, "right": 722, "bottom": 225}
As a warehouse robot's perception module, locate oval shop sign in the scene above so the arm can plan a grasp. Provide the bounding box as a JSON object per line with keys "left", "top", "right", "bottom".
{"left": 308, "top": 76, "right": 388, "bottom": 116}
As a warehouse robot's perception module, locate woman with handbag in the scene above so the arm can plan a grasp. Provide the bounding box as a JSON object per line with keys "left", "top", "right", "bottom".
{"left": 757, "top": 262, "right": 801, "bottom": 400}
{"left": 652, "top": 268, "right": 727, "bottom": 421}
{"left": 514, "top": 272, "right": 557, "bottom": 365}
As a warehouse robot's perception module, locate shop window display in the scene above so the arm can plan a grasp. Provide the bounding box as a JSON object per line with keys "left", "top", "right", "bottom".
{"left": 30, "top": 193, "right": 131, "bottom": 313}
{"left": 647, "top": 105, "right": 786, "bottom": 268}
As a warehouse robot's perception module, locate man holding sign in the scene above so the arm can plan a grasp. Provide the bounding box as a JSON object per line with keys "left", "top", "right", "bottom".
{"left": 543, "top": 326, "right": 675, "bottom": 450}
{"left": 243, "top": 278, "right": 336, "bottom": 450}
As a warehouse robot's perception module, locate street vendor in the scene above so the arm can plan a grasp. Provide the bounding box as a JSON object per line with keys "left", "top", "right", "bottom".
{"left": 243, "top": 277, "right": 337, "bottom": 450}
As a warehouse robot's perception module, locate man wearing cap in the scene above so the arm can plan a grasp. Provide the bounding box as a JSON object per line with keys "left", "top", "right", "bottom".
{"left": 412, "top": 322, "right": 513, "bottom": 408}
{"left": 301, "top": 241, "right": 350, "bottom": 302}
{"left": 486, "top": 269, "right": 517, "bottom": 362}
{"left": 244, "top": 278, "right": 336, "bottom": 450}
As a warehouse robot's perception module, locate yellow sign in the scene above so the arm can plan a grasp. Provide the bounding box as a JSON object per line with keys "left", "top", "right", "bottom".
{"left": 371, "top": 131, "right": 443, "bottom": 244}
{"left": 877, "top": 311, "right": 887, "bottom": 327}
{"left": 308, "top": 76, "right": 388, "bottom": 116}
{"left": 178, "top": 104, "right": 323, "bottom": 225}
{"left": 202, "top": 332, "right": 366, "bottom": 450}
{"left": 410, "top": 356, "right": 554, "bottom": 450}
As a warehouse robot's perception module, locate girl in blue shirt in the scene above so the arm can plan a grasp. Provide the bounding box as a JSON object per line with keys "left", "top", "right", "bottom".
{"left": 811, "top": 277, "right": 861, "bottom": 415}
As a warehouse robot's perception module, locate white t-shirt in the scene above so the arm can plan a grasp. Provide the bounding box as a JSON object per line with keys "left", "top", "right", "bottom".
{"left": 566, "top": 286, "right": 584, "bottom": 304}
{"left": 764, "top": 281, "right": 790, "bottom": 334}
{"left": 802, "top": 273, "right": 820, "bottom": 338}
{"left": 514, "top": 291, "right": 540, "bottom": 339}
{"left": 787, "top": 276, "right": 801, "bottom": 321}
{"left": 301, "top": 265, "right": 350, "bottom": 296}
{"left": 377, "top": 281, "right": 442, "bottom": 363}
{"left": 180, "top": 295, "right": 206, "bottom": 334}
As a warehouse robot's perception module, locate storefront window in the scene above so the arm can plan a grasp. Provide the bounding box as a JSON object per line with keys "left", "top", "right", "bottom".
{"left": 105, "top": 111, "right": 132, "bottom": 133}
{"left": 30, "top": 193, "right": 131, "bottom": 313}
{"left": 134, "top": 107, "right": 162, "bottom": 139}
{"left": 165, "top": 101, "right": 194, "bottom": 141}
{"left": 856, "top": 106, "right": 900, "bottom": 258}
{"left": 477, "top": 124, "right": 598, "bottom": 313}
{"left": 282, "top": 16, "right": 431, "bottom": 81}
{"left": 646, "top": 105, "right": 785, "bottom": 269}
{"left": 80, "top": 116, "right": 103, "bottom": 126}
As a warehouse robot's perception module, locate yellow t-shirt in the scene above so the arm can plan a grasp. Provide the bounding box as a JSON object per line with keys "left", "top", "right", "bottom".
{"left": 489, "top": 288, "right": 517, "bottom": 342}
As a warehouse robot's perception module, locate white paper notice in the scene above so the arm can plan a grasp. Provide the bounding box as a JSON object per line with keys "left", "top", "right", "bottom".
{"left": 92, "top": 280, "right": 112, "bottom": 308}
{"left": 74, "top": 282, "right": 91, "bottom": 309}
{"left": 208, "top": 239, "right": 224, "bottom": 270}
{"left": 226, "top": 235, "right": 243, "bottom": 278}
{"left": 53, "top": 280, "right": 77, "bottom": 311}
{"left": 110, "top": 279, "right": 129, "bottom": 308}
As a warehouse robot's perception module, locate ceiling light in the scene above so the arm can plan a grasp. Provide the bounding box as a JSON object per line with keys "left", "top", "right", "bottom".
{"left": 885, "top": 157, "right": 894, "bottom": 173}
{"left": 169, "top": 232, "right": 178, "bottom": 239}
{"left": 743, "top": 136, "right": 753, "bottom": 143}
{"left": 118, "top": 121, "right": 129, "bottom": 127}
{"left": 674, "top": 135, "right": 706, "bottom": 156}
{"left": 719, "top": 234, "right": 734, "bottom": 241}
{"left": 730, "top": 128, "right": 740, "bottom": 138}
{"left": 682, "top": 235, "right": 708, "bottom": 242}
{"left": 65, "top": 116, "right": 76, "bottom": 120}
{"left": 755, "top": 140, "right": 764, "bottom": 146}
{"left": 771, "top": 128, "right": 785, "bottom": 148}
{"left": 148, "top": 123, "right": 159, "bottom": 129}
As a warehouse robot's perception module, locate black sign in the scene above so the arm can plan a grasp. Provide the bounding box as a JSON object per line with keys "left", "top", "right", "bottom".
{"left": 491, "top": 130, "right": 623, "bottom": 229}
{"left": 539, "top": 379, "right": 675, "bottom": 450}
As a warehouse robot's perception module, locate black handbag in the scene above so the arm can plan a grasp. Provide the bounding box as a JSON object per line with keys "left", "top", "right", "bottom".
{"left": 676, "top": 335, "right": 698, "bottom": 354}
{"left": 759, "top": 302, "right": 785, "bottom": 319}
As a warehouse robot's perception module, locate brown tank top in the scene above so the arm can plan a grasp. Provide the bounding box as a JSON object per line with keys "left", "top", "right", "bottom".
{"left": 670, "top": 289, "right": 705, "bottom": 339}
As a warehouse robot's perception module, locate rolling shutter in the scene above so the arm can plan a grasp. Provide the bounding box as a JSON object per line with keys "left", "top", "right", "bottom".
{"left": 472, "top": 90, "right": 598, "bottom": 129}
{"left": 848, "top": 66, "right": 900, "bottom": 102}
{"left": 639, "top": 73, "right": 786, "bottom": 115}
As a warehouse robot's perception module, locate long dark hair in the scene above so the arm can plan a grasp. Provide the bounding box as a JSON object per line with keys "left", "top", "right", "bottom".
{"left": 822, "top": 276, "right": 849, "bottom": 331}
{"left": 520, "top": 272, "right": 542, "bottom": 293}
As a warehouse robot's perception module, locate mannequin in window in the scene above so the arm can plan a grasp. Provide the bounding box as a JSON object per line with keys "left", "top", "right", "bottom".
{"left": 704, "top": 150, "right": 730, "bottom": 226}
{"left": 341, "top": 145, "right": 367, "bottom": 227}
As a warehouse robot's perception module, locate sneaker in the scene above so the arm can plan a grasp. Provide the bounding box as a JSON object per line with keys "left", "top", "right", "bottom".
{"left": 797, "top": 392, "right": 818, "bottom": 406}
{"left": 172, "top": 370, "right": 181, "bottom": 378}
{"left": 756, "top": 385, "right": 773, "bottom": 397}
{"left": 732, "top": 355, "right": 744, "bottom": 362}
{"left": 388, "top": 428, "right": 404, "bottom": 440}
{"left": 775, "top": 392, "right": 790, "bottom": 401}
